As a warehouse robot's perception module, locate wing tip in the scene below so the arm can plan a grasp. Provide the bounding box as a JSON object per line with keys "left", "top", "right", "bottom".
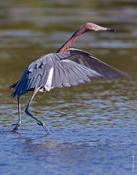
{"left": 101, "top": 71, "right": 129, "bottom": 79}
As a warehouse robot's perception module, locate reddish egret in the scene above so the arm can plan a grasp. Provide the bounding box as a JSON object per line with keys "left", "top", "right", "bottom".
{"left": 10, "top": 23, "right": 127, "bottom": 133}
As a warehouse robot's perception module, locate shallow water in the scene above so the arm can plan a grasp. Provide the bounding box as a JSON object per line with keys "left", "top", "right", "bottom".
{"left": 0, "top": 0, "right": 137, "bottom": 175}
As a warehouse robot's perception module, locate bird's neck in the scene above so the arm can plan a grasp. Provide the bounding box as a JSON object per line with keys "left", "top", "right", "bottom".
{"left": 56, "top": 25, "right": 88, "bottom": 54}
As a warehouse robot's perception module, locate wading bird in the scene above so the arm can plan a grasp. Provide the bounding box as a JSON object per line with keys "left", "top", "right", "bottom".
{"left": 10, "top": 23, "right": 127, "bottom": 133}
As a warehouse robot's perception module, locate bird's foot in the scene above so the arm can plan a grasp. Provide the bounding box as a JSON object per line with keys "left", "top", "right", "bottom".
{"left": 37, "top": 121, "right": 49, "bottom": 134}
{"left": 11, "top": 123, "right": 21, "bottom": 132}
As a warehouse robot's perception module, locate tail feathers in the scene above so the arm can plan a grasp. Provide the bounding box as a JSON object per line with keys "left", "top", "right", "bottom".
{"left": 9, "top": 81, "right": 19, "bottom": 89}
{"left": 9, "top": 81, "right": 19, "bottom": 97}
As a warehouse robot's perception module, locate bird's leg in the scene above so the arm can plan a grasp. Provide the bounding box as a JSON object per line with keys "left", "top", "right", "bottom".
{"left": 12, "top": 95, "right": 22, "bottom": 132}
{"left": 25, "top": 88, "right": 49, "bottom": 134}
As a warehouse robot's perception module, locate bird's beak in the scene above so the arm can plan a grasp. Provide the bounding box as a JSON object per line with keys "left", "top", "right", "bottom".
{"left": 93, "top": 24, "right": 116, "bottom": 32}
{"left": 106, "top": 28, "right": 116, "bottom": 32}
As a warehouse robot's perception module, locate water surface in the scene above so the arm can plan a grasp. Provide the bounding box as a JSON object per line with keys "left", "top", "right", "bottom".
{"left": 0, "top": 0, "right": 137, "bottom": 175}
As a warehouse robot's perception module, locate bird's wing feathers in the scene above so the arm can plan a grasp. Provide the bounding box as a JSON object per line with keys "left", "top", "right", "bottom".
{"left": 11, "top": 55, "right": 52, "bottom": 96}
{"left": 52, "top": 59, "right": 95, "bottom": 88}
{"left": 64, "top": 48, "right": 128, "bottom": 79}
{"left": 11, "top": 49, "right": 127, "bottom": 97}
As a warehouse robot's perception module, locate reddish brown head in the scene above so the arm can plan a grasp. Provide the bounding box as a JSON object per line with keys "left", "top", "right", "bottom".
{"left": 57, "top": 22, "right": 115, "bottom": 53}
{"left": 81, "top": 23, "right": 115, "bottom": 32}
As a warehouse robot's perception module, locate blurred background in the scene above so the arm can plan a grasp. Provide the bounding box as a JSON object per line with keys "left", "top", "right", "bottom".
{"left": 0, "top": 0, "right": 137, "bottom": 175}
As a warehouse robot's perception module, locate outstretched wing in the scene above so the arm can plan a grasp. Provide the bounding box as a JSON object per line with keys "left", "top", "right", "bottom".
{"left": 63, "top": 48, "right": 128, "bottom": 78}
{"left": 11, "top": 49, "right": 128, "bottom": 97}
{"left": 50, "top": 57, "right": 101, "bottom": 89}
{"left": 11, "top": 53, "right": 101, "bottom": 97}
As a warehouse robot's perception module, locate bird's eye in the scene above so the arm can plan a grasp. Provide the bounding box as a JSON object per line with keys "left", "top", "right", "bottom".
{"left": 93, "top": 25, "right": 98, "bottom": 31}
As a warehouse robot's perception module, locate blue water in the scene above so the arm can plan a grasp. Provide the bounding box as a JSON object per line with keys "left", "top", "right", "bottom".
{"left": 1, "top": 81, "right": 137, "bottom": 175}
{"left": 1, "top": 127, "right": 137, "bottom": 175}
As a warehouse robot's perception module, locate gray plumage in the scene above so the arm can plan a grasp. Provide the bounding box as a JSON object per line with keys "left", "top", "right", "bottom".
{"left": 11, "top": 48, "right": 127, "bottom": 97}
{"left": 10, "top": 22, "right": 128, "bottom": 133}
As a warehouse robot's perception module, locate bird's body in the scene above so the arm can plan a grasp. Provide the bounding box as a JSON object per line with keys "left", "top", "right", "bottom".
{"left": 10, "top": 23, "right": 128, "bottom": 133}
{"left": 12, "top": 49, "right": 126, "bottom": 97}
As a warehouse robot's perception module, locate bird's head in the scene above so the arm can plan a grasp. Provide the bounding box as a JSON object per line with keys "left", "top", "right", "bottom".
{"left": 83, "top": 22, "right": 115, "bottom": 32}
